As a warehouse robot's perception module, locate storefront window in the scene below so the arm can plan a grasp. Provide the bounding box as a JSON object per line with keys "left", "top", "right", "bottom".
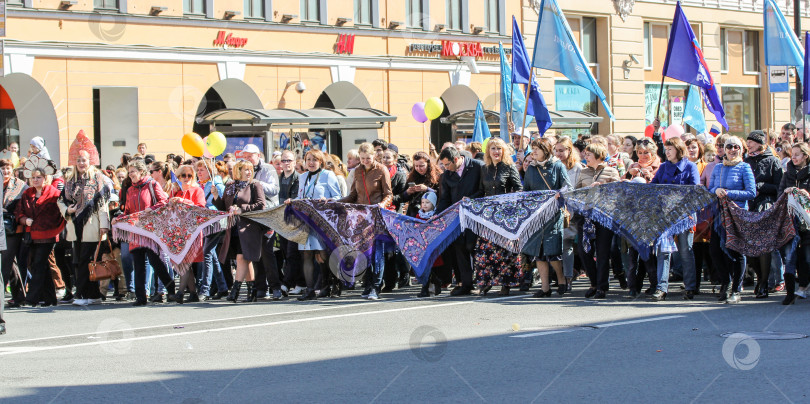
{"left": 644, "top": 83, "right": 687, "bottom": 127}
{"left": 581, "top": 17, "right": 597, "bottom": 65}
{"left": 722, "top": 86, "right": 760, "bottom": 138}
{"left": 720, "top": 28, "right": 728, "bottom": 72}
{"left": 94, "top": 0, "right": 118, "bottom": 9}
{"left": 744, "top": 30, "right": 760, "bottom": 73}
{"left": 301, "top": 0, "right": 319, "bottom": 22}
{"left": 184, "top": 0, "right": 205, "bottom": 15}
{"left": 643, "top": 22, "right": 652, "bottom": 69}
{"left": 407, "top": 0, "right": 422, "bottom": 28}
{"left": 446, "top": 0, "right": 462, "bottom": 31}
{"left": 485, "top": 0, "right": 499, "bottom": 33}
{"left": 555, "top": 80, "right": 598, "bottom": 137}
{"left": 354, "top": 0, "right": 372, "bottom": 25}
{"left": 244, "top": 0, "right": 263, "bottom": 19}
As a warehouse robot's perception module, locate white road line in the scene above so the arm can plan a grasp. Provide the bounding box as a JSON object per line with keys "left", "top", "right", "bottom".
{"left": 510, "top": 315, "right": 686, "bottom": 338}
{"left": 0, "top": 295, "right": 527, "bottom": 356}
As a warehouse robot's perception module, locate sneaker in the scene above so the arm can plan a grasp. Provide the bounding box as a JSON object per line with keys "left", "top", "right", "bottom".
{"left": 725, "top": 293, "right": 741, "bottom": 304}
{"left": 361, "top": 288, "right": 372, "bottom": 298}
{"left": 775, "top": 283, "right": 785, "bottom": 292}
{"left": 272, "top": 289, "right": 282, "bottom": 300}
{"left": 289, "top": 286, "right": 305, "bottom": 295}
{"left": 72, "top": 299, "right": 89, "bottom": 306}
{"left": 280, "top": 285, "right": 289, "bottom": 296}
{"left": 87, "top": 298, "right": 102, "bottom": 305}
{"left": 60, "top": 294, "right": 75, "bottom": 303}
{"left": 150, "top": 293, "right": 164, "bottom": 303}
{"left": 797, "top": 289, "right": 808, "bottom": 299}
{"left": 367, "top": 290, "right": 379, "bottom": 300}
{"left": 55, "top": 288, "right": 66, "bottom": 299}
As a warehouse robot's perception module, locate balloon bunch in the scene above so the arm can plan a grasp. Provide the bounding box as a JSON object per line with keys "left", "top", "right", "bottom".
{"left": 181, "top": 131, "right": 228, "bottom": 178}
{"left": 411, "top": 97, "right": 445, "bottom": 123}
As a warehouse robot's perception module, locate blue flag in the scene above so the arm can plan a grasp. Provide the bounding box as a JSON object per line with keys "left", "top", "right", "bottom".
{"left": 170, "top": 171, "right": 183, "bottom": 189}
{"left": 764, "top": 0, "right": 804, "bottom": 81}
{"left": 804, "top": 32, "right": 810, "bottom": 115}
{"left": 499, "top": 42, "right": 533, "bottom": 134}
{"left": 682, "top": 85, "right": 706, "bottom": 134}
{"left": 511, "top": 16, "right": 532, "bottom": 86}
{"left": 472, "top": 101, "right": 491, "bottom": 144}
{"left": 662, "top": 2, "right": 727, "bottom": 130}
{"left": 527, "top": 76, "right": 553, "bottom": 136}
{"left": 532, "top": 0, "right": 614, "bottom": 120}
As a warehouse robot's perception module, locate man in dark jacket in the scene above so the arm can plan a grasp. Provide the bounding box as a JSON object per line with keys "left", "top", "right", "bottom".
{"left": 745, "top": 130, "right": 784, "bottom": 299}
{"left": 437, "top": 146, "right": 484, "bottom": 296}
{"left": 278, "top": 150, "right": 305, "bottom": 294}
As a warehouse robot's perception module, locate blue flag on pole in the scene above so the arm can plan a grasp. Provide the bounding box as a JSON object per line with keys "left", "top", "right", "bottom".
{"left": 803, "top": 32, "right": 810, "bottom": 115}
{"left": 682, "top": 85, "right": 706, "bottom": 134}
{"left": 511, "top": 16, "right": 532, "bottom": 86}
{"left": 170, "top": 171, "right": 183, "bottom": 189}
{"left": 662, "top": 2, "right": 727, "bottom": 130}
{"left": 499, "top": 42, "right": 533, "bottom": 133}
{"left": 764, "top": 0, "right": 804, "bottom": 81}
{"left": 472, "top": 101, "right": 491, "bottom": 144}
{"left": 532, "top": 0, "right": 614, "bottom": 120}
{"left": 527, "top": 76, "right": 553, "bottom": 136}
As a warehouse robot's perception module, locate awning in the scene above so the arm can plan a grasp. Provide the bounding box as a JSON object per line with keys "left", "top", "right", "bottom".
{"left": 441, "top": 109, "right": 603, "bottom": 133}
{"left": 196, "top": 107, "right": 397, "bottom": 130}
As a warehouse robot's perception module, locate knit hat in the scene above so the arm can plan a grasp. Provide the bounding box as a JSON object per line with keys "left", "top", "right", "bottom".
{"left": 29, "top": 136, "right": 50, "bottom": 160}
{"left": 68, "top": 130, "right": 100, "bottom": 166}
{"left": 388, "top": 143, "right": 399, "bottom": 154}
{"left": 725, "top": 136, "right": 743, "bottom": 149}
{"left": 422, "top": 191, "right": 437, "bottom": 209}
{"left": 747, "top": 130, "right": 766, "bottom": 145}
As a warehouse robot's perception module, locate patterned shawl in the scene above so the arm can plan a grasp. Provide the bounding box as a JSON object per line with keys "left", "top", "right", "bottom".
{"left": 380, "top": 203, "right": 462, "bottom": 284}
{"left": 459, "top": 191, "right": 560, "bottom": 254}
{"left": 719, "top": 193, "right": 795, "bottom": 256}
{"left": 112, "top": 200, "right": 230, "bottom": 275}
{"left": 61, "top": 171, "right": 110, "bottom": 228}
{"left": 241, "top": 205, "right": 311, "bottom": 245}
{"left": 286, "top": 200, "right": 391, "bottom": 281}
{"left": 788, "top": 189, "right": 810, "bottom": 229}
{"left": 564, "top": 182, "right": 716, "bottom": 260}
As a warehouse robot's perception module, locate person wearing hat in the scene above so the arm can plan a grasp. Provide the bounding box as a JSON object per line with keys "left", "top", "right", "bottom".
{"left": 744, "top": 130, "right": 784, "bottom": 299}
{"left": 709, "top": 135, "right": 756, "bottom": 304}
{"left": 510, "top": 129, "right": 531, "bottom": 165}
{"left": 415, "top": 191, "right": 444, "bottom": 297}
{"left": 28, "top": 137, "right": 51, "bottom": 161}
{"left": 241, "top": 143, "right": 284, "bottom": 300}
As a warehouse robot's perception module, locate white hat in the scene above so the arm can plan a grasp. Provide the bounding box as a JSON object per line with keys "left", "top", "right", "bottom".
{"left": 422, "top": 191, "right": 438, "bottom": 208}
{"left": 242, "top": 144, "right": 261, "bottom": 154}
{"left": 724, "top": 136, "right": 743, "bottom": 148}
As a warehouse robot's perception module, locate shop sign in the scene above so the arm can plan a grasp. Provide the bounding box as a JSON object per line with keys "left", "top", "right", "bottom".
{"left": 670, "top": 96, "right": 685, "bottom": 124}
{"left": 768, "top": 66, "right": 789, "bottom": 93}
{"left": 335, "top": 34, "right": 355, "bottom": 55}
{"left": 408, "top": 41, "right": 510, "bottom": 58}
{"left": 213, "top": 31, "right": 248, "bottom": 48}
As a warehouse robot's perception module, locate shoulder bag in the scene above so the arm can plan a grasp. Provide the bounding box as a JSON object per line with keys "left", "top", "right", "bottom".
{"left": 536, "top": 165, "right": 570, "bottom": 228}
{"left": 88, "top": 238, "right": 122, "bottom": 281}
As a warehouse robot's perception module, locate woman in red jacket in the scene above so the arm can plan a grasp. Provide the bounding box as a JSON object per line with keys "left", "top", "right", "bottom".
{"left": 17, "top": 168, "right": 65, "bottom": 307}
{"left": 169, "top": 164, "right": 206, "bottom": 303}
{"left": 125, "top": 159, "right": 176, "bottom": 306}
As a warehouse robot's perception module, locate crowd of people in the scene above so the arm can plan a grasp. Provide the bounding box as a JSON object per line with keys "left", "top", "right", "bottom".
{"left": 0, "top": 120, "right": 808, "bottom": 335}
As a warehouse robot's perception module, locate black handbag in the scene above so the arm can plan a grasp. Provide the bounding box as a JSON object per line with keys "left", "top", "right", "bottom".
{"left": 3, "top": 212, "right": 15, "bottom": 235}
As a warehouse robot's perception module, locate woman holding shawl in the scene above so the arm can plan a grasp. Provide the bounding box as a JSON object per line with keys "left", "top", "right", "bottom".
{"left": 474, "top": 137, "right": 523, "bottom": 296}
{"left": 1, "top": 159, "right": 27, "bottom": 307}
{"left": 777, "top": 142, "right": 810, "bottom": 304}
{"left": 554, "top": 137, "right": 583, "bottom": 291}
{"left": 195, "top": 159, "right": 228, "bottom": 300}
{"left": 523, "top": 138, "right": 570, "bottom": 297}
{"left": 709, "top": 136, "right": 756, "bottom": 304}
{"left": 402, "top": 152, "right": 440, "bottom": 218}
{"left": 58, "top": 150, "right": 111, "bottom": 306}
{"left": 287, "top": 149, "right": 341, "bottom": 301}
{"left": 650, "top": 137, "right": 700, "bottom": 301}
{"left": 168, "top": 164, "right": 206, "bottom": 304}
{"left": 212, "top": 160, "right": 266, "bottom": 303}
{"left": 575, "top": 143, "right": 621, "bottom": 299}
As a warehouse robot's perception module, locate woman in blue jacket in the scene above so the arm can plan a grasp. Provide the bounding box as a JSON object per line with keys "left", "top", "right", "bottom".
{"left": 287, "top": 149, "right": 342, "bottom": 301}
{"left": 650, "top": 137, "right": 700, "bottom": 301}
{"left": 709, "top": 136, "right": 756, "bottom": 304}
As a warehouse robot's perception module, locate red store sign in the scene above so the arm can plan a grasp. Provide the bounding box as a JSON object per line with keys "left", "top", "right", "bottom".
{"left": 335, "top": 34, "right": 355, "bottom": 54}
{"left": 213, "top": 31, "right": 248, "bottom": 48}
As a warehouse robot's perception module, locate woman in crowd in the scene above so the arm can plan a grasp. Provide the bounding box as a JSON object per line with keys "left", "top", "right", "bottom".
{"left": 401, "top": 151, "right": 441, "bottom": 218}
{"left": 778, "top": 142, "right": 810, "bottom": 304}
{"left": 1, "top": 159, "right": 27, "bottom": 307}
{"left": 575, "top": 143, "right": 621, "bottom": 299}
{"left": 475, "top": 137, "right": 524, "bottom": 296}
{"left": 328, "top": 154, "right": 349, "bottom": 197}
{"left": 59, "top": 150, "right": 111, "bottom": 306}
{"left": 150, "top": 161, "right": 171, "bottom": 193}
{"left": 383, "top": 149, "right": 407, "bottom": 213}
{"left": 212, "top": 160, "right": 266, "bottom": 303}
{"left": 622, "top": 136, "right": 638, "bottom": 162}
{"left": 289, "top": 149, "right": 342, "bottom": 301}
{"left": 523, "top": 138, "right": 570, "bottom": 297}
{"left": 125, "top": 160, "right": 176, "bottom": 306}
{"left": 382, "top": 148, "right": 411, "bottom": 290}
{"left": 339, "top": 142, "right": 393, "bottom": 301}
{"left": 147, "top": 160, "right": 174, "bottom": 300}
{"left": 622, "top": 139, "right": 660, "bottom": 298}
{"left": 18, "top": 167, "right": 65, "bottom": 307}
{"left": 709, "top": 136, "right": 756, "bottom": 304}
{"left": 195, "top": 159, "right": 228, "bottom": 300}
{"left": 686, "top": 139, "right": 706, "bottom": 176}
{"left": 169, "top": 164, "right": 207, "bottom": 304}
{"left": 554, "top": 137, "right": 583, "bottom": 290}
{"left": 605, "top": 135, "right": 631, "bottom": 177}
{"left": 626, "top": 139, "right": 660, "bottom": 182}
{"left": 776, "top": 141, "right": 792, "bottom": 170}
{"left": 649, "top": 137, "right": 700, "bottom": 301}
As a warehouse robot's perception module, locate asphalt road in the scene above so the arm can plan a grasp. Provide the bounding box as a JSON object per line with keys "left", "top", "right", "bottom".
{"left": 1, "top": 280, "right": 809, "bottom": 404}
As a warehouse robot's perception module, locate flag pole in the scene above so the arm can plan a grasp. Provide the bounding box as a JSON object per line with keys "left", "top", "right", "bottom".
{"left": 654, "top": 75, "right": 666, "bottom": 127}
{"left": 680, "top": 86, "right": 690, "bottom": 129}
{"left": 519, "top": 70, "right": 533, "bottom": 149}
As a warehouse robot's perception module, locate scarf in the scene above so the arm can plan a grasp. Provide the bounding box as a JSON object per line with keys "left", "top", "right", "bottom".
{"left": 723, "top": 155, "right": 743, "bottom": 166}
{"left": 718, "top": 193, "right": 795, "bottom": 256}
{"left": 286, "top": 200, "right": 391, "bottom": 282}
{"left": 380, "top": 203, "right": 462, "bottom": 284}
{"left": 241, "top": 205, "right": 311, "bottom": 245}
{"left": 112, "top": 199, "right": 231, "bottom": 275}
{"left": 62, "top": 171, "right": 109, "bottom": 229}
{"left": 3, "top": 178, "right": 25, "bottom": 208}
{"left": 563, "top": 182, "right": 716, "bottom": 260}
{"left": 460, "top": 190, "right": 560, "bottom": 254}
{"left": 387, "top": 164, "right": 397, "bottom": 180}
{"left": 788, "top": 188, "right": 810, "bottom": 230}
{"left": 418, "top": 209, "right": 435, "bottom": 219}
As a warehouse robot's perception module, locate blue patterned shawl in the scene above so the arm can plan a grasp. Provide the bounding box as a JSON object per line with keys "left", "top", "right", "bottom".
{"left": 380, "top": 203, "right": 462, "bottom": 284}
{"left": 563, "top": 182, "right": 716, "bottom": 260}
{"left": 459, "top": 191, "right": 560, "bottom": 254}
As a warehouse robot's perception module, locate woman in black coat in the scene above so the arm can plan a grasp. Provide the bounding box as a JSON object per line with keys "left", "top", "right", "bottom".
{"left": 212, "top": 160, "right": 266, "bottom": 303}
{"left": 474, "top": 137, "right": 523, "bottom": 296}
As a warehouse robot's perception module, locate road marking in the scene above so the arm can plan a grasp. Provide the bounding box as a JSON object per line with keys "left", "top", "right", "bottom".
{"left": 511, "top": 315, "right": 686, "bottom": 338}
{"left": 0, "top": 295, "right": 526, "bottom": 356}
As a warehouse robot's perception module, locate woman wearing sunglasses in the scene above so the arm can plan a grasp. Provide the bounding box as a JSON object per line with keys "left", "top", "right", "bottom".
{"left": 709, "top": 136, "right": 756, "bottom": 304}
{"left": 169, "top": 164, "right": 206, "bottom": 304}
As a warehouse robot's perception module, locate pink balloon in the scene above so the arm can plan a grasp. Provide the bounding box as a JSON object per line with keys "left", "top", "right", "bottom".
{"left": 663, "top": 124, "right": 685, "bottom": 141}
{"left": 412, "top": 102, "right": 428, "bottom": 123}
{"left": 202, "top": 136, "right": 214, "bottom": 158}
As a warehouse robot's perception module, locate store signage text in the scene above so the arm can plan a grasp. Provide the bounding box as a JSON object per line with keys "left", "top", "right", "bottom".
{"left": 335, "top": 34, "right": 355, "bottom": 54}
{"left": 408, "top": 41, "right": 510, "bottom": 58}
{"left": 213, "top": 31, "right": 248, "bottom": 48}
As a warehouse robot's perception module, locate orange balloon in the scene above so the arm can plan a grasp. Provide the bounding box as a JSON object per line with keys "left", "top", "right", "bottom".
{"left": 181, "top": 132, "right": 206, "bottom": 157}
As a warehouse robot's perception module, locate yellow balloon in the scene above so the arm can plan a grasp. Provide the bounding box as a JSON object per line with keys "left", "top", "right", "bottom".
{"left": 181, "top": 132, "right": 206, "bottom": 157}
{"left": 424, "top": 97, "right": 444, "bottom": 120}
{"left": 206, "top": 131, "right": 227, "bottom": 156}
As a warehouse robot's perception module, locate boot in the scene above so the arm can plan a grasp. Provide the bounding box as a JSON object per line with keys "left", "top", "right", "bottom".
{"left": 227, "top": 281, "right": 242, "bottom": 302}
{"left": 717, "top": 284, "right": 729, "bottom": 302}
{"left": 417, "top": 283, "right": 430, "bottom": 298}
{"left": 297, "top": 288, "right": 316, "bottom": 301}
{"left": 783, "top": 273, "right": 797, "bottom": 305}
{"left": 246, "top": 282, "right": 257, "bottom": 302}
{"left": 755, "top": 281, "right": 769, "bottom": 299}
{"left": 331, "top": 282, "right": 342, "bottom": 298}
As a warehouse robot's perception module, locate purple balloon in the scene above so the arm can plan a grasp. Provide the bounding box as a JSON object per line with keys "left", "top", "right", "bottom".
{"left": 412, "top": 102, "right": 428, "bottom": 123}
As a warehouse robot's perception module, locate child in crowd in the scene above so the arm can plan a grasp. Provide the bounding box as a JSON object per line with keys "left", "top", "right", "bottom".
{"left": 416, "top": 191, "right": 444, "bottom": 298}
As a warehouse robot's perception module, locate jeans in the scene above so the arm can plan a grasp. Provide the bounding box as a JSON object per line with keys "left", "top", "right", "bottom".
{"left": 363, "top": 239, "right": 387, "bottom": 291}
{"left": 132, "top": 248, "right": 175, "bottom": 303}
{"left": 120, "top": 242, "right": 135, "bottom": 292}
{"left": 657, "top": 231, "right": 696, "bottom": 292}
{"left": 562, "top": 229, "right": 576, "bottom": 279}
{"left": 197, "top": 233, "right": 226, "bottom": 296}
{"left": 769, "top": 249, "right": 785, "bottom": 288}
{"left": 710, "top": 230, "right": 746, "bottom": 292}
